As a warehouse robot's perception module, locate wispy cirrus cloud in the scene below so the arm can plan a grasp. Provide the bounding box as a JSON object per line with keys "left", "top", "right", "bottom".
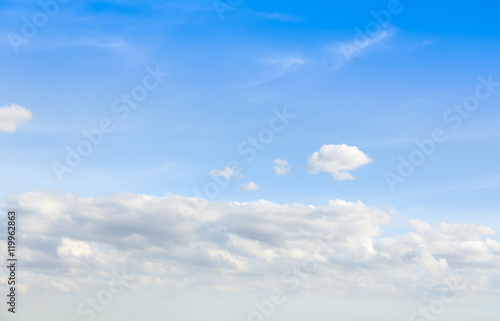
{"left": 56, "top": 38, "right": 127, "bottom": 49}
{"left": 40, "top": 37, "right": 147, "bottom": 63}
{"left": 331, "top": 28, "right": 394, "bottom": 68}
{"left": 255, "top": 11, "right": 303, "bottom": 23}
{"left": 241, "top": 55, "right": 306, "bottom": 87}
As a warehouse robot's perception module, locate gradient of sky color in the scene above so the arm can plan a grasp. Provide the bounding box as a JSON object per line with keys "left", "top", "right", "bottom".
{"left": 1, "top": 0, "right": 500, "bottom": 320}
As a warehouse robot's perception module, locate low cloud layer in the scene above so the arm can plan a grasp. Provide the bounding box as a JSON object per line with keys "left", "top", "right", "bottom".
{"left": 1, "top": 192, "right": 499, "bottom": 299}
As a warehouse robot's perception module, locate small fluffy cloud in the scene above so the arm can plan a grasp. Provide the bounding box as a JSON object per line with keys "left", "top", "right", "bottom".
{"left": 239, "top": 181, "right": 260, "bottom": 191}
{"left": 273, "top": 158, "right": 290, "bottom": 175}
{"left": 305, "top": 144, "right": 373, "bottom": 180}
{"left": 210, "top": 167, "right": 236, "bottom": 179}
{"left": 0, "top": 104, "right": 33, "bottom": 133}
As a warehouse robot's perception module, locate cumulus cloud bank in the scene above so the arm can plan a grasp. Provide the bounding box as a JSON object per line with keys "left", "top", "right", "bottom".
{"left": 0, "top": 104, "right": 33, "bottom": 133}
{"left": 1, "top": 192, "right": 499, "bottom": 298}
{"left": 305, "top": 144, "right": 373, "bottom": 180}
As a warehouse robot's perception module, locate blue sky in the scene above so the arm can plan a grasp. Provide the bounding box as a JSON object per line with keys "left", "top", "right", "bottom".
{"left": 1, "top": 0, "right": 500, "bottom": 226}
{"left": 1, "top": 1, "right": 500, "bottom": 320}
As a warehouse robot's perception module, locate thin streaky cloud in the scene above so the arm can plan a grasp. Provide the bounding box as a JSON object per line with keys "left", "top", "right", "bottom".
{"left": 332, "top": 28, "right": 394, "bottom": 68}
{"left": 240, "top": 55, "right": 306, "bottom": 87}
{"left": 255, "top": 11, "right": 303, "bottom": 23}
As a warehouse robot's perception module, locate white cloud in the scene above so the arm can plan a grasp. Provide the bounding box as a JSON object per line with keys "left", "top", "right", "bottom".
{"left": 239, "top": 181, "right": 260, "bottom": 191}
{"left": 3, "top": 191, "right": 500, "bottom": 298}
{"left": 210, "top": 167, "right": 236, "bottom": 179}
{"left": 305, "top": 144, "right": 373, "bottom": 181}
{"left": 57, "top": 238, "right": 92, "bottom": 257}
{"left": 0, "top": 104, "right": 33, "bottom": 133}
{"left": 273, "top": 158, "right": 291, "bottom": 175}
